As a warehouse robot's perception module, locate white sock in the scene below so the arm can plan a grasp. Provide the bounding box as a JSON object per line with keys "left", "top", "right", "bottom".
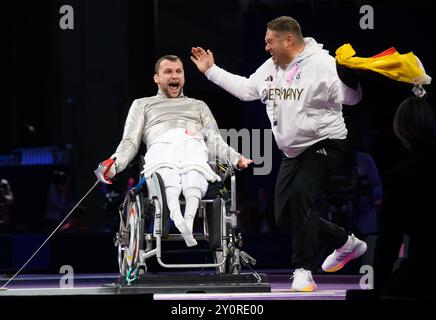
{"left": 166, "top": 188, "right": 186, "bottom": 235}
{"left": 184, "top": 197, "right": 199, "bottom": 235}
{"left": 167, "top": 197, "right": 196, "bottom": 246}
{"left": 182, "top": 197, "right": 199, "bottom": 247}
{"left": 182, "top": 233, "right": 198, "bottom": 247}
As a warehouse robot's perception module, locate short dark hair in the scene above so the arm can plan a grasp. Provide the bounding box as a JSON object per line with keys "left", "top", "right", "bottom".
{"left": 393, "top": 96, "right": 436, "bottom": 151}
{"left": 154, "top": 55, "right": 183, "bottom": 74}
{"left": 267, "top": 16, "right": 304, "bottom": 42}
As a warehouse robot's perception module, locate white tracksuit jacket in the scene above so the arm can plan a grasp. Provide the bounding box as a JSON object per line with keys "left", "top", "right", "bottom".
{"left": 205, "top": 37, "right": 362, "bottom": 158}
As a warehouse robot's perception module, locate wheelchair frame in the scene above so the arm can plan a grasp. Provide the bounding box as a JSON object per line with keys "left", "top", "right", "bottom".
{"left": 115, "top": 162, "right": 255, "bottom": 284}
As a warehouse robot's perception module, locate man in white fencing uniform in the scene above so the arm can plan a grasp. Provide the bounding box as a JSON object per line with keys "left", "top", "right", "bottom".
{"left": 95, "top": 55, "right": 252, "bottom": 247}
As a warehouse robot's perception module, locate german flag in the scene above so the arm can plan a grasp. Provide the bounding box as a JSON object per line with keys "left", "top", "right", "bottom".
{"left": 335, "top": 44, "right": 431, "bottom": 86}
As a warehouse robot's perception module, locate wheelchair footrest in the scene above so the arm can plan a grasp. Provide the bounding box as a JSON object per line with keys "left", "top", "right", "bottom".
{"left": 116, "top": 273, "right": 271, "bottom": 294}
{"left": 159, "top": 248, "right": 212, "bottom": 254}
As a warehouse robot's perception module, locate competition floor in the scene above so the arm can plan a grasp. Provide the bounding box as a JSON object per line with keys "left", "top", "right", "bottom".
{"left": 0, "top": 269, "right": 362, "bottom": 300}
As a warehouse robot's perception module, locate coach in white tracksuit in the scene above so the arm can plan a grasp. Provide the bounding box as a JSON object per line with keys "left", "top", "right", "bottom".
{"left": 192, "top": 16, "right": 367, "bottom": 291}
{"left": 96, "top": 55, "right": 252, "bottom": 247}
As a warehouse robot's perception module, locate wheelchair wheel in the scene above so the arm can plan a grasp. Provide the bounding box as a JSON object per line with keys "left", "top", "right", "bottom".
{"left": 214, "top": 222, "right": 242, "bottom": 275}
{"left": 117, "top": 192, "right": 143, "bottom": 277}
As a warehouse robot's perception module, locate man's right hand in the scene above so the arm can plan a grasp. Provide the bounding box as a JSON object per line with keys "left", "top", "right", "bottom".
{"left": 95, "top": 158, "right": 117, "bottom": 184}
{"left": 191, "top": 47, "right": 215, "bottom": 74}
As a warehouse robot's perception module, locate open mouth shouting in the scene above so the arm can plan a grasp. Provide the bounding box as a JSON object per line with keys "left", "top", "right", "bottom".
{"left": 168, "top": 81, "right": 180, "bottom": 95}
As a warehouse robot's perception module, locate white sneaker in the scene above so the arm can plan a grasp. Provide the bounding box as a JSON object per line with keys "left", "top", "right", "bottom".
{"left": 291, "top": 268, "right": 317, "bottom": 292}
{"left": 322, "top": 234, "right": 367, "bottom": 272}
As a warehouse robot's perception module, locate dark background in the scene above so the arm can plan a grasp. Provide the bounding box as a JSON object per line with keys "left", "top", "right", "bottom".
{"left": 1, "top": 0, "right": 435, "bottom": 272}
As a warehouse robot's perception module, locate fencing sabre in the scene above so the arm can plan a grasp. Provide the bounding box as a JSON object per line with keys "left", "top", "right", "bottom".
{"left": 0, "top": 180, "right": 100, "bottom": 290}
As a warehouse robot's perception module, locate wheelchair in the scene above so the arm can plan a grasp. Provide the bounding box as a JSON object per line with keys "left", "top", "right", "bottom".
{"left": 114, "top": 160, "right": 257, "bottom": 285}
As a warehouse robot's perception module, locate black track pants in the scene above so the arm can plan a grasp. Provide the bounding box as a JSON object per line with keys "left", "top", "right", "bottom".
{"left": 274, "top": 139, "right": 350, "bottom": 270}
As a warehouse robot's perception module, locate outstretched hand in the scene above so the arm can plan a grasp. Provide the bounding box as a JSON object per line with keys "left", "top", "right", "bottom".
{"left": 237, "top": 155, "right": 253, "bottom": 170}
{"left": 191, "top": 47, "right": 215, "bottom": 74}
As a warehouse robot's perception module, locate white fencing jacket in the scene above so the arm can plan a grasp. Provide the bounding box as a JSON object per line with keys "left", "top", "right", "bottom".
{"left": 111, "top": 91, "right": 240, "bottom": 180}
{"left": 205, "top": 37, "right": 362, "bottom": 158}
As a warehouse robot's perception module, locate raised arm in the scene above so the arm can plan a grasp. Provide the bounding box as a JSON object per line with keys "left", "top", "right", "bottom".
{"left": 191, "top": 46, "right": 260, "bottom": 102}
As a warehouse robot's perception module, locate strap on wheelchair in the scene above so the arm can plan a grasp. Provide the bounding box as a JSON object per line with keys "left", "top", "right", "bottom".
{"left": 125, "top": 267, "right": 138, "bottom": 285}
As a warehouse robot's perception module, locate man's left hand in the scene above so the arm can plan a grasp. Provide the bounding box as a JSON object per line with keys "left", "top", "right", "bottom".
{"left": 237, "top": 155, "right": 253, "bottom": 170}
